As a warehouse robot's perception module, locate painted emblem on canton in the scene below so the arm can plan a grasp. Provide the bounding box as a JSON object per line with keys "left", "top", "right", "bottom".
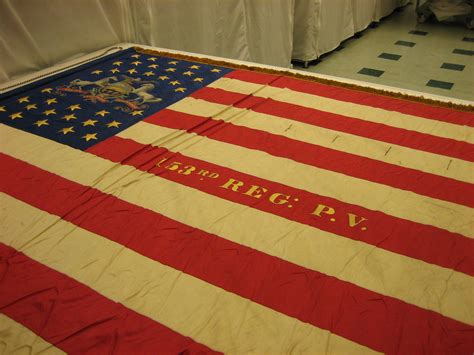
{"left": 56, "top": 76, "right": 162, "bottom": 112}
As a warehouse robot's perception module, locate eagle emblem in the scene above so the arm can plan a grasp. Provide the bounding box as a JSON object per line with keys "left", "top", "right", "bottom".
{"left": 57, "top": 75, "right": 163, "bottom": 112}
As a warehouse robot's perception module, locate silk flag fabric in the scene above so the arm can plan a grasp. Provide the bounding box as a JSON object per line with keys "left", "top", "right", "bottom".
{"left": 0, "top": 47, "right": 473, "bottom": 354}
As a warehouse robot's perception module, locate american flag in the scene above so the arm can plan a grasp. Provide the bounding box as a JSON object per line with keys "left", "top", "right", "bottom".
{"left": 0, "top": 47, "right": 473, "bottom": 354}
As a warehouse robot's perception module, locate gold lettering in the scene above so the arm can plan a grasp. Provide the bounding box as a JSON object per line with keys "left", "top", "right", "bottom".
{"left": 347, "top": 213, "right": 367, "bottom": 228}
{"left": 165, "top": 161, "right": 182, "bottom": 171}
{"left": 178, "top": 165, "right": 196, "bottom": 176}
{"left": 197, "top": 169, "right": 210, "bottom": 177}
{"left": 311, "top": 204, "right": 335, "bottom": 217}
{"left": 244, "top": 185, "right": 268, "bottom": 199}
{"left": 156, "top": 158, "right": 169, "bottom": 167}
{"left": 221, "top": 178, "right": 244, "bottom": 192}
{"left": 208, "top": 172, "right": 220, "bottom": 179}
{"left": 269, "top": 193, "right": 290, "bottom": 205}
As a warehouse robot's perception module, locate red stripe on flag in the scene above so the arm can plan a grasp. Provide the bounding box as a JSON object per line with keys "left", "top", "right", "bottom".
{"left": 225, "top": 70, "right": 474, "bottom": 127}
{"left": 1, "top": 153, "right": 473, "bottom": 355}
{"left": 0, "top": 243, "right": 218, "bottom": 355}
{"left": 86, "top": 138, "right": 474, "bottom": 276}
{"left": 145, "top": 109, "right": 474, "bottom": 208}
{"left": 191, "top": 87, "right": 474, "bottom": 162}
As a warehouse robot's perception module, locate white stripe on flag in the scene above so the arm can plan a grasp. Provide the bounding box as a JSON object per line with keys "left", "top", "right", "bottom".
{"left": 168, "top": 97, "right": 473, "bottom": 183}
{"left": 118, "top": 122, "right": 474, "bottom": 238}
{"left": 0, "top": 193, "right": 380, "bottom": 355}
{"left": 1, "top": 124, "right": 473, "bottom": 326}
{"left": 208, "top": 77, "right": 474, "bottom": 144}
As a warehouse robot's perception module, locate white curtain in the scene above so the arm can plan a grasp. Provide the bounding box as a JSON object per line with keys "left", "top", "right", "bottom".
{"left": 293, "top": 0, "right": 354, "bottom": 62}
{"left": 316, "top": 0, "right": 354, "bottom": 56}
{"left": 374, "top": 0, "right": 410, "bottom": 21}
{"left": 243, "top": 0, "right": 295, "bottom": 70}
{"left": 129, "top": 0, "right": 295, "bottom": 68}
{"left": 0, "top": 0, "right": 131, "bottom": 83}
{"left": 353, "top": 0, "right": 377, "bottom": 32}
{"left": 0, "top": 0, "right": 295, "bottom": 84}
{"left": 131, "top": 0, "right": 250, "bottom": 64}
{"left": 292, "top": 0, "right": 408, "bottom": 62}
{"left": 292, "top": 0, "right": 321, "bottom": 62}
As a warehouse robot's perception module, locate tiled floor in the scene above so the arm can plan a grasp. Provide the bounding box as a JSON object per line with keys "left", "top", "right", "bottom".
{"left": 296, "top": 3, "right": 474, "bottom": 101}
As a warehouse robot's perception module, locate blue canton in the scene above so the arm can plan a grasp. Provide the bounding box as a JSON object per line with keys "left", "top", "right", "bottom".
{"left": 0, "top": 48, "right": 233, "bottom": 150}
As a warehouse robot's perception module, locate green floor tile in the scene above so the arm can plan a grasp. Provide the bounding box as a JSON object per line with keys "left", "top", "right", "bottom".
{"left": 426, "top": 79, "right": 453, "bottom": 90}
{"left": 358, "top": 68, "right": 384, "bottom": 77}
{"left": 441, "top": 63, "right": 465, "bottom": 71}
{"left": 297, "top": 3, "right": 474, "bottom": 101}
{"left": 409, "top": 30, "right": 428, "bottom": 35}
{"left": 395, "top": 40, "right": 416, "bottom": 47}
{"left": 453, "top": 48, "right": 474, "bottom": 56}
{"left": 378, "top": 53, "right": 402, "bottom": 61}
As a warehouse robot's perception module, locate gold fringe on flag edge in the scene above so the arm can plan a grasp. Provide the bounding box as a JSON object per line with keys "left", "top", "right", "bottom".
{"left": 135, "top": 47, "right": 474, "bottom": 113}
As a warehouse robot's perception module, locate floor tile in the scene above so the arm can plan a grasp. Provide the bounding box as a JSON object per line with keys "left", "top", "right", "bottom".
{"left": 297, "top": 3, "right": 474, "bottom": 101}
{"left": 452, "top": 48, "right": 474, "bottom": 56}
{"left": 441, "top": 63, "right": 465, "bottom": 71}
{"left": 378, "top": 52, "right": 402, "bottom": 61}
{"left": 395, "top": 40, "right": 416, "bottom": 47}
{"left": 426, "top": 79, "right": 454, "bottom": 90}
{"left": 409, "top": 30, "right": 428, "bottom": 35}
{"left": 358, "top": 68, "right": 384, "bottom": 77}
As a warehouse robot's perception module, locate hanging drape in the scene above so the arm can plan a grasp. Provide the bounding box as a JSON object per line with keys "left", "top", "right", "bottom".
{"left": 0, "top": 0, "right": 295, "bottom": 83}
